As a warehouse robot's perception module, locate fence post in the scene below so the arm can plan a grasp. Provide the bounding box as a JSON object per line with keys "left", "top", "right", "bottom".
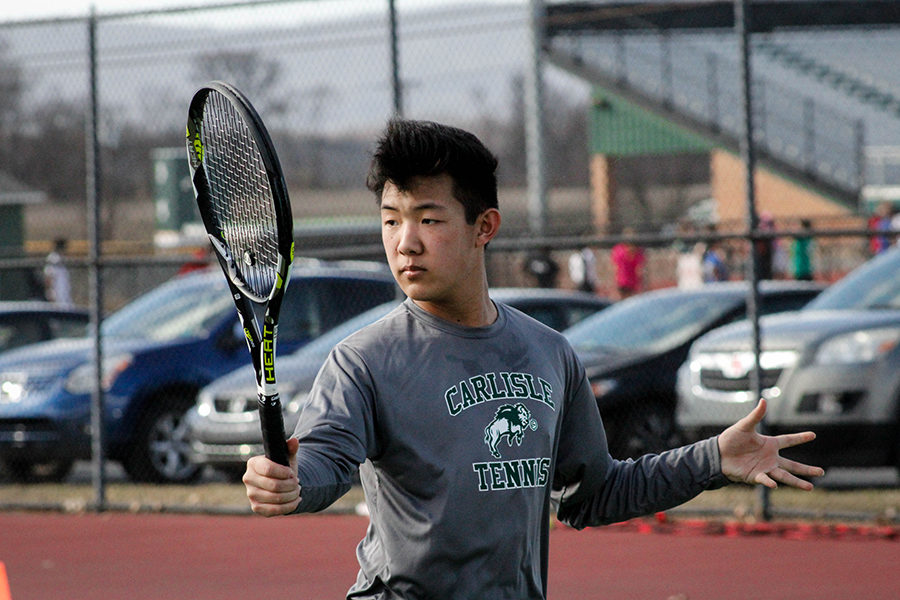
{"left": 803, "top": 97, "right": 815, "bottom": 174}
{"left": 706, "top": 52, "right": 719, "bottom": 132}
{"left": 661, "top": 30, "right": 672, "bottom": 108}
{"left": 734, "top": 0, "right": 769, "bottom": 521}
{"left": 525, "top": 0, "right": 548, "bottom": 237}
{"left": 86, "top": 5, "right": 106, "bottom": 512}
{"left": 615, "top": 33, "right": 626, "bottom": 84}
{"left": 388, "top": 0, "right": 403, "bottom": 117}
{"left": 855, "top": 119, "right": 866, "bottom": 211}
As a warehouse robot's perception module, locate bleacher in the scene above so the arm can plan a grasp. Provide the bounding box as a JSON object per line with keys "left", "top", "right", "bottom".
{"left": 544, "top": 0, "right": 900, "bottom": 212}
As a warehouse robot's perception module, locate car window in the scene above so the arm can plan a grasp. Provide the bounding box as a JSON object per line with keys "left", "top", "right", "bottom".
{"left": 287, "top": 301, "right": 400, "bottom": 363}
{"left": 561, "top": 303, "right": 607, "bottom": 329}
{"left": 320, "top": 279, "right": 397, "bottom": 331}
{"left": 565, "top": 292, "right": 741, "bottom": 354}
{"left": 280, "top": 282, "right": 324, "bottom": 341}
{"left": 47, "top": 314, "right": 89, "bottom": 339}
{"left": 806, "top": 249, "right": 900, "bottom": 311}
{"left": 279, "top": 278, "right": 396, "bottom": 341}
{"left": 517, "top": 305, "right": 565, "bottom": 331}
{"left": 0, "top": 316, "right": 45, "bottom": 351}
{"left": 103, "top": 279, "right": 234, "bottom": 340}
{"left": 758, "top": 291, "right": 819, "bottom": 315}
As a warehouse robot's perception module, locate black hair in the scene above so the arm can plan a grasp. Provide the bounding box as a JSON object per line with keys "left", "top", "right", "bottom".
{"left": 366, "top": 118, "right": 498, "bottom": 224}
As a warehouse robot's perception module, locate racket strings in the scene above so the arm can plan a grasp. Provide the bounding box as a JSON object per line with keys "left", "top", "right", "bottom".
{"left": 202, "top": 91, "right": 280, "bottom": 300}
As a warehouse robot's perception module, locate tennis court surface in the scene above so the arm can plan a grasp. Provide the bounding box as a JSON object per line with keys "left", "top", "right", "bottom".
{"left": 1, "top": 512, "right": 897, "bottom": 599}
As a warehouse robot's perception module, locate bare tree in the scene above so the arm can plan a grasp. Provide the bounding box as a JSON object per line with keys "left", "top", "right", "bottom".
{"left": 191, "top": 50, "right": 286, "bottom": 118}
{"left": 0, "top": 37, "right": 24, "bottom": 162}
{"left": 492, "top": 73, "right": 589, "bottom": 188}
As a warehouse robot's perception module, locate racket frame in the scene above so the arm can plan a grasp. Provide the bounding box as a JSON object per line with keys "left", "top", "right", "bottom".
{"left": 186, "top": 81, "right": 294, "bottom": 466}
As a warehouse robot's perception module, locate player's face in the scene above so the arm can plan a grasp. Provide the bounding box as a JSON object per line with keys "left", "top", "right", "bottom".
{"left": 380, "top": 174, "right": 498, "bottom": 317}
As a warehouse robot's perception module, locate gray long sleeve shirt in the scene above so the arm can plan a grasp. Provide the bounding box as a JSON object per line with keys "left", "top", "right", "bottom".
{"left": 292, "top": 299, "right": 728, "bottom": 599}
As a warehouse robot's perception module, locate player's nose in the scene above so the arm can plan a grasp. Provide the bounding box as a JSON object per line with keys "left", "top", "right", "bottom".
{"left": 397, "top": 222, "right": 423, "bottom": 255}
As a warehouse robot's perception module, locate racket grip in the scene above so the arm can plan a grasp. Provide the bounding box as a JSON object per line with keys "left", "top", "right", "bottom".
{"left": 258, "top": 394, "right": 290, "bottom": 467}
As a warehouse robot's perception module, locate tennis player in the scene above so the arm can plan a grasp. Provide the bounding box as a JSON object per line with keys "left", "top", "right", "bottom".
{"left": 243, "top": 119, "right": 824, "bottom": 599}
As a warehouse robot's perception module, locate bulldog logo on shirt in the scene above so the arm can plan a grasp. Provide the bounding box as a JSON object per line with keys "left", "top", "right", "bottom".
{"left": 484, "top": 402, "right": 538, "bottom": 459}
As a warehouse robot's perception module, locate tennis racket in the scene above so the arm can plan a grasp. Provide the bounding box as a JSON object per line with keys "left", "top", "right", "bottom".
{"left": 186, "top": 81, "right": 294, "bottom": 467}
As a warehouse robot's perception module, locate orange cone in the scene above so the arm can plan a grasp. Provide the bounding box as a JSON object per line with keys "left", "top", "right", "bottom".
{"left": 0, "top": 561, "right": 11, "bottom": 600}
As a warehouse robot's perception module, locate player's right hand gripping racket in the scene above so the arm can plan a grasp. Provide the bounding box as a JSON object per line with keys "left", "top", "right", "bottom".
{"left": 186, "top": 81, "right": 294, "bottom": 466}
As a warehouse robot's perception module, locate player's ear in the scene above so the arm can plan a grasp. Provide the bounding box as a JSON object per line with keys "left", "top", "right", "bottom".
{"left": 476, "top": 208, "right": 501, "bottom": 247}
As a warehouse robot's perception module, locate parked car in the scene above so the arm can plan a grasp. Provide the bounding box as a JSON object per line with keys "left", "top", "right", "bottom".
{"left": 0, "top": 302, "right": 89, "bottom": 354}
{"left": 186, "top": 288, "right": 612, "bottom": 476}
{"left": 677, "top": 247, "right": 900, "bottom": 471}
{"left": 0, "top": 262, "right": 399, "bottom": 483}
{"left": 563, "top": 280, "right": 825, "bottom": 459}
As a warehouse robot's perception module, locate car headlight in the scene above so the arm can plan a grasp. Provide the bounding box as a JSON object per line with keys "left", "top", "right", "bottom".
{"left": 814, "top": 328, "right": 900, "bottom": 365}
{"left": 64, "top": 354, "right": 134, "bottom": 394}
{"left": 196, "top": 389, "right": 214, "bottom": 418}
{"left": 0, "top": 373, "right": 26, "bottom": 404}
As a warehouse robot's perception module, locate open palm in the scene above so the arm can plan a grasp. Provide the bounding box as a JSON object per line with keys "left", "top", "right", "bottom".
{"left": 718, "top": 399, "right": 825, "bottom": 490}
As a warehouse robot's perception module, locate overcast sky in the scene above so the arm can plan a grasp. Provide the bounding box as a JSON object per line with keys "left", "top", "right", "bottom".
{"left": 3, "top": 0, "right": 521, "bottom": 22}
{"left": 5, "top": 0, "right": 211, "bottom": 20}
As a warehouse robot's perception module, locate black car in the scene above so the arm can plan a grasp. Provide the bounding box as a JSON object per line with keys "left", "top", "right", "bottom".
{"left": 0, "top": 302, "right": 89, "bottom": 354}
{"left": 563, "top": 280, "right": 824, "bottom": 459}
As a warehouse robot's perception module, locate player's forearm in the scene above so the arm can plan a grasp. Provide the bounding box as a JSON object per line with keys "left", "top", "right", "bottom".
{"left": 557, "top": 437, "right": 728, "bottom": 528}
{"left": 292, "top": 446, "right": 360, "bottom": 513}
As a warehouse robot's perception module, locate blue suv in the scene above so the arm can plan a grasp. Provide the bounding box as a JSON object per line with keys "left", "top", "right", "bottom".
{"left": 0, "top": 262, "right": 397, "bottom": 483}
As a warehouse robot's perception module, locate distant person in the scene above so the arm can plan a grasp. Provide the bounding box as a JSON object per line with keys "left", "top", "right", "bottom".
{"left": 610, "top": 230, "right": 644, "bottom": 298}
{"left": 523, "top": 247, "right": 559, "bottom": 288}
{"left": 674, "top": 220, "right": 704, "bottom": 290}
{"left": 43, "top": 238, "right": 72, "bottom": 305}
{"left": 702, "top": 239, "right": 730, "bottom": 283}
{"left": 568, "top": 247, "right": 598, "bottom": 293}
{"left": 792, "top": 219, "right": 815, "bottom": 281}
{"left": 868, "top": 202, "right": 893, "bottom": 256}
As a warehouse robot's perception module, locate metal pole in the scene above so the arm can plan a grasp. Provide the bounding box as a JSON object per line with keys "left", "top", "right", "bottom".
{"left": 855, "top": 119, "right": 866, "bottom": 212}
{"left": 87, "top": 6, "right": 106, "bottom": 512}
{"left": 388, "top": 0, "right": 403, "bottom": 117}
{"left": 735, "top": 0, "right": 769, "bottom": 520}
{"left": 525, "top": 0, "right": 548, "bottom": 236}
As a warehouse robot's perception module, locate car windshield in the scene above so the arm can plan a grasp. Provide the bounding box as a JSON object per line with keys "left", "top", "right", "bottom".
{"left": 287, "top": 301, "right": 400, "bottom": 363}
{"left": 805, "top": 248, "right": 900, "bottom": 311}
{"left": 565, "top": 291, "right": 741, "bottom": 354}
{"left": 102, "top": 277, "right": 233, "bottom": 341}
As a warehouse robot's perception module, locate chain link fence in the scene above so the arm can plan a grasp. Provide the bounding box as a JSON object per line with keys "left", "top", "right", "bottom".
{"left": 0, "top": 0, "right": 897, "bottom": 523}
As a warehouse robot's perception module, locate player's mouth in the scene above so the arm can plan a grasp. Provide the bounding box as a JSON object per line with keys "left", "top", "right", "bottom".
{"left": 400, "top": 264, "right": 426, "bottom": 278}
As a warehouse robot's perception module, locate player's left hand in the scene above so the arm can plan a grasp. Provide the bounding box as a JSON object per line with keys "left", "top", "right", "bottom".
{"left": 718, "top": 399, "right": 825, "bottom": 490}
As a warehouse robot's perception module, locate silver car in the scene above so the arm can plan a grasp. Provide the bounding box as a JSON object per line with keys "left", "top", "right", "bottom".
{"left": 676, "top": 247, "right": 900, "bottom": 471}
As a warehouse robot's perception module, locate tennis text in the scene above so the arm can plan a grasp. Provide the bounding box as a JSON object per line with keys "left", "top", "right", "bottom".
{"left": 472, "top": 457, "right": 551, "bottom": 491}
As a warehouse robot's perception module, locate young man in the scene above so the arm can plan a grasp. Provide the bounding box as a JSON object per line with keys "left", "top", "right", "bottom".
{"left": 243, "top": 119, "right": 823, "bottom": 599}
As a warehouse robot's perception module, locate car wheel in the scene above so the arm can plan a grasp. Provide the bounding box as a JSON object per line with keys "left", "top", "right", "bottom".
{"left": 612, "top": 403, "right": 678, "bottom": 459}
{"left": 0, "top": 457, "right": 74, "bottom": 483}
{"left": 122, "top": 396, "right": 202, "bottom": 484}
